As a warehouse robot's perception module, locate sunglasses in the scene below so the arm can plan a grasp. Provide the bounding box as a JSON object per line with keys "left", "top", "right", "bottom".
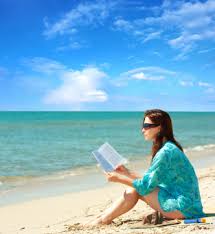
{"left": 142, "top": 123, "right": 160, "bottom": 129}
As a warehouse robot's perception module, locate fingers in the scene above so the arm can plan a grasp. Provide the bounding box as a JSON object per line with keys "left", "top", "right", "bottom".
{"left": 104, "top": 172, "right": 112, "bottom": 178}
{"left": 104, "top": 171, "right": 111, "bottom": 175}
{"left": 116, "top": 164, "right": 124, "bottom": 170}
{"left": 115, "top": 165, "right": 128, "bottom": 174}
{"left": 104, "top": 172, "right": 116, "bottom": 180}
{"left": 115, "top": 165, "right": 122, "bottom": 170}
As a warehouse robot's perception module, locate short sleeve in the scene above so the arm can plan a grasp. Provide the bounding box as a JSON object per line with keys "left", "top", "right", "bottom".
{"left": 132, "top": 146, "right": 171, "bottom": 196}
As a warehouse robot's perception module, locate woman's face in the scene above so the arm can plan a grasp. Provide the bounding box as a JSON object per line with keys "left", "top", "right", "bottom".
{"left": 142, "top": 116, "right": 161, "bottom": 141}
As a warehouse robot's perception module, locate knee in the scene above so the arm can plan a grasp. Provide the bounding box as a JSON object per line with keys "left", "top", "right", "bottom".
{"left": 141, "top": 188, "right": 160, "bottom": 204}
{"left": 123, "top": 188, "right": 139, "bottom": 200}
{"left": 143, "top": 193, "right": 150, "bottom": 202}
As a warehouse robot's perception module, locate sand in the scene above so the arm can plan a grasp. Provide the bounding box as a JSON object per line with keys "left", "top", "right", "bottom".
{"left": 0, "top": 166, "right": 215, "bottom": 234}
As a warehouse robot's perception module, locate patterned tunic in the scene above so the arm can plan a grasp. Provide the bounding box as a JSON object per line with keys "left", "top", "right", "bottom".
{"left": 132, "top": 141, "right": 204, "bottom": 218}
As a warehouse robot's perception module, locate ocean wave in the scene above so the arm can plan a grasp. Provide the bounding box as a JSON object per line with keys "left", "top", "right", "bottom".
{"left": 0, "top": 165, "right": 97, "bottom": 186}
{"left": 38, "top": 165, "right": 97, "bottom": 182}
{"left": 0, "top": 175, "right": 35, "bottom": 184}
{"left": 185, "top": 144, "right": 215, "bottom": 152}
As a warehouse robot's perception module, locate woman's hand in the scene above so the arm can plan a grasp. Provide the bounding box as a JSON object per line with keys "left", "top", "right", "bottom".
{"left": 105, "top": 171, "right": 133, "bottom": 187}
{"left": 114, "top": 165, "right": 130, "bottom": 176}
{"left": 105, "top": 172, "right": 121, "bottom": 183}
{"left": 115, "top": 165, "right": 141, "bottom": 180}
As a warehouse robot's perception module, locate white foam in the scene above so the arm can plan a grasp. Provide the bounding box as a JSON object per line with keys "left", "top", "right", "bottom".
{"left": 185, "top": 144, "right": 215, "bottom": 152}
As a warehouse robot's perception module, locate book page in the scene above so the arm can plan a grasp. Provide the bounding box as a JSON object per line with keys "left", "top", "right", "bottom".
{"left": 92, "top": 150, "right": 114, "bottom": 172}
{"left": 94, "top": 142, "right": 127, "bottom": 171}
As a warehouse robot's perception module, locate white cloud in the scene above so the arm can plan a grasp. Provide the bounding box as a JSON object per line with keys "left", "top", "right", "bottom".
{"left": 144, "top": 0, "right": 215, "bottom": 29}
{"left": 198, "top": 81, "right": 213, "bottom": 88}
{"left": 197, "top": 81, "right": 214, "bottom": 93}
{"left": 100, "top": 62, "right": 111, "bottom": 69}
{"left": 127, "top": 55, "right": 135, "bottom": 60}
{"left": 57, "top": 41, "right": 84, "bottom": 51}
{"left": 131, "top": 72, "right": 146, "bottom": 79}
{"left": 125, "top": 66, "right": 176, "bottom": 76}
{"left": 113, "top": 0, "right": 215, "bottom": 57}
{"left": 126, "top": 56, "right": 145, "bottom": 65}
{"left": 24, "top": 57, "right": 66, "bottom": 74}
{"left": 131, "top": 72, "right": 164, "bottom": 81}
{"left": 198, "top": 47, "right": 215, "bottom": 54}
{"left": 172, "top": 45, "right": 193, "bottom": 61}
{"left": 113, "top": 17, "right": 147, "bottom": 41}
{"left": 179, "top": 80, "right": 194, "bottom": 87}
{"left": 44, "top": 1, "right": 117, "bottom": 38}
{"left": 113, "top": 18, "right": 134, "bottom": 32}
{"left": 179, "top": 80, "right": 214, "bottom": 94}
{"left": 150, "top": 0, "right": 215, "bottom": 56}
{"left": 153, "top": 51, "right": 162, "bottom": 57}
{"left": 168, "top": 31, "right": 215, "bottom": 52}
{"left": 44, "top": 67, "right": 108, "bottom": 104}
{"left": 142, "top": 31, "right": 162, "bottom": 42}
{"left": 113, "top": 66, "right": 175, "bottom": 86}
{"left": 23, "top": 57, "right": 108, "bottom": 105}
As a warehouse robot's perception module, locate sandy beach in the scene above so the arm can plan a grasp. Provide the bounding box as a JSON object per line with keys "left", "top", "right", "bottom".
{"left": 0, "top": 157, "right": 215, "bottom": 234}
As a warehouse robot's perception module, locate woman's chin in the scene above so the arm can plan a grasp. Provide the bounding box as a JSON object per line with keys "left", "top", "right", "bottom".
{"left": 144, "top": 136, "right": 152, "bottom": 141}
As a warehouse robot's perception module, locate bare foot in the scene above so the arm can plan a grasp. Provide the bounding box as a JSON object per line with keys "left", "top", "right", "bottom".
{"left": 83, "top": 217, "right": 103, "bottom": 227}
{"left": 83, "top": 213, "right": 103, "bottom": 227}
{"left": 84, "top": 215, "right": 112, "bottom": 227}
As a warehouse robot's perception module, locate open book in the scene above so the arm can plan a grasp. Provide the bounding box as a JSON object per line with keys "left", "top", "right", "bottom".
{"left": 92, "top": 142, "right": 127, "bottom": 172}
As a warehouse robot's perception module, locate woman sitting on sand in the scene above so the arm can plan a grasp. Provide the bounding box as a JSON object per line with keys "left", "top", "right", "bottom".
{"left": 88, "top": 109, "right": 204, "bottom": 225}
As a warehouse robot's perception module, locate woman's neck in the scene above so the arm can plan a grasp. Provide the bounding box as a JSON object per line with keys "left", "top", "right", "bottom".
{"left": 152, "top": 137, "right": 168, "bottom": 144}
{"left": 162, "top": 137, "right": 168, "bottom": 144}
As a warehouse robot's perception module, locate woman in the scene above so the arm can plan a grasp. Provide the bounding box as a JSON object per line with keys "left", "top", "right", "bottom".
{"left": 88, "top": 109, "right": 204, "bottom": 225}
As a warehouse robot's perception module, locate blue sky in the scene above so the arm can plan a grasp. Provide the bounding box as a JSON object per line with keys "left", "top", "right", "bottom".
{"left": 0, "top": 0, "right": 215, "bottom": 111}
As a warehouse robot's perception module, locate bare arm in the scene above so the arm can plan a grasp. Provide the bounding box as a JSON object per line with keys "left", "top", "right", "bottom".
{"left": 105, "top": 172, "right": 134, "bottom": 187}
{"left": 115, "top": 165, "right": 142, "bottom": 180}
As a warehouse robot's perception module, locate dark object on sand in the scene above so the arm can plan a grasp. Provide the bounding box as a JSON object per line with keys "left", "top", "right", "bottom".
{"left": 142, "top": 211, "right": 164, "bottom": 225}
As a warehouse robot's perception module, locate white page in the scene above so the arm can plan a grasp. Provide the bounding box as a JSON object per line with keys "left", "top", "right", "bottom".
{"left": 92, "top": 142, "right": 127, "bottom": 172}
{"left": 92, "top": 150, "right": 114, "bottom": 172}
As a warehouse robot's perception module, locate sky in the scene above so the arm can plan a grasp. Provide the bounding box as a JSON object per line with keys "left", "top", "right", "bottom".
{"left": 0, "top": 0, "right": 215, "bottom": 111}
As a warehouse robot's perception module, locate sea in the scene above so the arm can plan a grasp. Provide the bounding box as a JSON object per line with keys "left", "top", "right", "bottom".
{"left": 0, "top": 111, "right": 215, "bottom": 205}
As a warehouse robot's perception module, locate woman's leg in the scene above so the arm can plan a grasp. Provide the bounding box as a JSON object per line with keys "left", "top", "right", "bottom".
{"left": 86, "top": 187, "right": 184, "bottom": 226}
{"left": 141, "top": 187, "right": 185, "bottom": 219}
{"left": 87, "top": 188, "right": 140, "bottom": 225}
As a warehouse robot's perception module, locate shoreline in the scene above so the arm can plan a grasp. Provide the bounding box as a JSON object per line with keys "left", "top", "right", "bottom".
{"left": 1, "top": 146, "right": 215, "bottom": 207}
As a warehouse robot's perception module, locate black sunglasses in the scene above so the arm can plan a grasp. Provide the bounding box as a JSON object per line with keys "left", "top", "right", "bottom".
{"left": 142, "top": 123, "right": 160, "bottom": 129}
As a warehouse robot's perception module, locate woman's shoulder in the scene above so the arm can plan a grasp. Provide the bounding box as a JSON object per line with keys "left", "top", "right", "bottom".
{"left": 153, "top": 141, "right": 184, "bottom": 162}
{"left": 152, "top": 141, "right": 184, "bottom": 165}
{"left": 163, "top": 141, "right": 177, "bottom": 149}
{"left": 153, "top": 141, "right": 175, "bottom": 160}
{"left": 160, "top": 141, "right": 183, "bottom": 155}
{"left": 159, "top": 141, "right": 174, "bottom": 151}
{"left": 163, "top": 141, "right": 187, "bottom": 160}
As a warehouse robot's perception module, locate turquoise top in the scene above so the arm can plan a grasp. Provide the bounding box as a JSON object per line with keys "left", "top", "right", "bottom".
{"left": 132, "top": 141, "right": 204, "bottom": 218}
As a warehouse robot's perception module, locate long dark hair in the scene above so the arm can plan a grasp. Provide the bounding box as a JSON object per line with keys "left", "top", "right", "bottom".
{"left": 143, "top": 109, "right": 183, "bottom": 160}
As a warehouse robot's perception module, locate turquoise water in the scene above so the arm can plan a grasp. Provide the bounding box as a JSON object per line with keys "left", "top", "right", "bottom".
{"left": 0, "top": 111, "right": 215, "bottom": 191}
